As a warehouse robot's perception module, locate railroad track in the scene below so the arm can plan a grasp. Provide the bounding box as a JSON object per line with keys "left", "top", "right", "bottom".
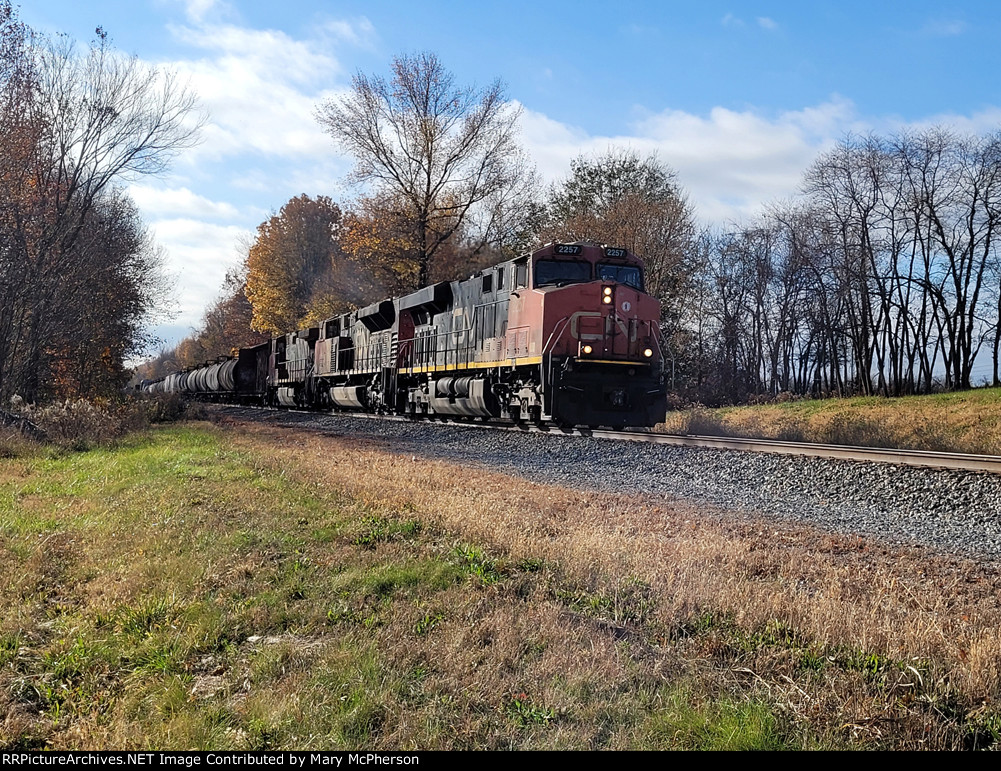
{"left": 220, "top": 404, "right": 1001, "bottom": 475}
{"left": 588, "top": 430, "right": 1001, "bottom": 474}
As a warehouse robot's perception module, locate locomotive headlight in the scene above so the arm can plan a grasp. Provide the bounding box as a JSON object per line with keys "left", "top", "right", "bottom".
{"left": 643, "top": 348, "right": 654, "bottom": 358}
{"left": 601, "top": 288, "right": 613, "bottom": 305}
{"left": 582, "top": 345, "right": 593, "bottom": 355}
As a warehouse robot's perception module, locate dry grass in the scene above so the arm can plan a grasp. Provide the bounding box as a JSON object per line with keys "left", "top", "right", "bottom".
{"left": 4, "top": 414, "right": 1001, "bottom": 749}
{"left": 218, "top": 415, "right": 1001, "bottom": 747}
{"left": 0, "top": 424, "right": 787, "bottom": 749}
{"left": 660, "top": 388, "right": 1001, "bottom": 454}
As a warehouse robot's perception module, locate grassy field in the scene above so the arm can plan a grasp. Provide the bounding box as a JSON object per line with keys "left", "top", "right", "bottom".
{"left": 2, "top": 416, "right": 1001, "bottom": 750}
{"left": 660, "top": 388, "right": 1001, "bottom": 455}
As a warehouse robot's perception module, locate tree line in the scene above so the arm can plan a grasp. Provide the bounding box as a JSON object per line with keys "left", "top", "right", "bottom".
{"left": 0, "top": 3, "right": 199, "bottom": 404}
{"left": 152, "top": 50, "right": 1001, "bottom": 407}
{"left": 687, "top": 130, "right": 1001, "bottom": 403}
{"left": 5, "top": 3, "right": 993, "bottom": 408}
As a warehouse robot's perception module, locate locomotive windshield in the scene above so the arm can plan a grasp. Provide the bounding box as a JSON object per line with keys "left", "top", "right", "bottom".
{"left": 535, "top": 259, "right": 592, "bottom": 287}
{"left": 597, "top": 263, "right": 643, "bottom": 291}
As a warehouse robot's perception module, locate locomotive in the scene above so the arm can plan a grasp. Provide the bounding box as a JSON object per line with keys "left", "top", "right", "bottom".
{"left": 146, "top": 243, "right": 668, "bottom": 428}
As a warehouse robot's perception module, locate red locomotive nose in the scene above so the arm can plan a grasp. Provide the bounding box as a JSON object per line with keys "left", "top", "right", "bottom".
{"left": 540, "top": 280, "right": 658, "bottom": 363}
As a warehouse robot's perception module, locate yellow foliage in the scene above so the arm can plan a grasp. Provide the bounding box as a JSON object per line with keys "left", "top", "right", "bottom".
{"left": 245, "top": 195, "right": 346, "bottom": 334}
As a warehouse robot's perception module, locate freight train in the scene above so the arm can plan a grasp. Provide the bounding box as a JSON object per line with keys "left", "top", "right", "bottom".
{"left": 143, "top": 243, "right": 668, "bottom": 428}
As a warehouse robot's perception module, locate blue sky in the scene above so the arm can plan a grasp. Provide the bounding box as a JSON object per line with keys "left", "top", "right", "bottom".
{"left": 19, "top": 0, "right": 1001, "bottom": 348}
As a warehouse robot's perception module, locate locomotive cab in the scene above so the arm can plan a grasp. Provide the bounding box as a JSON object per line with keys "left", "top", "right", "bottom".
{"left": 509, "top": 243, "right": 666, "bottom": 427}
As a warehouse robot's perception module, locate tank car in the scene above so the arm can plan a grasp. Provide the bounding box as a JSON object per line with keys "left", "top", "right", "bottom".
{"left": 141, "top": 342, "right": 269, "bottom": 404}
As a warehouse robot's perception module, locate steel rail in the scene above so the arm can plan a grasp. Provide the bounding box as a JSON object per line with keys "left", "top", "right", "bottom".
{"left": 586, "top": 431, "right": 1001, "bottom": 474}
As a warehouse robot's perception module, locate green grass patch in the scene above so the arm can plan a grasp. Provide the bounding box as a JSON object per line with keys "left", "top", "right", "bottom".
{"left": 452, "top": 543, "right": 505, "bottom": 585}
{"left": 643, "top": 687, "right": 787, "bottom": 750}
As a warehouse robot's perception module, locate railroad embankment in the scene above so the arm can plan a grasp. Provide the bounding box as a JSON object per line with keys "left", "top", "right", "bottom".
{"left": 3, "top": 413, "right": 1001, "bottom": 749}
{"left": 661, "top": 388, "right": 1001, "bottom": 455}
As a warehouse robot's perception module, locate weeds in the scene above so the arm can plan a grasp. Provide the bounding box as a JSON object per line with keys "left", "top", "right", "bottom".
{"left": 644, "top": 689, "right": 786, "bottom": 751}
{"left": 452, "top": 543, "right": 504, "bottom": 585}
{"left": 0, "top": 632, "right": 20, "bottom": 665}
{"left": 0, "top": 394, "right": 204, "bottom": 455}
{"left": 117, "top": 596, "right": 177, "bottom": 639}
{"left": 505, "top": 694, "right": 555, "bottom": 727}
{"left": 414, "top": 612, "right": 444, "bottom": 636}
{"left": 659, "top": 387, "right": 1001, "bottom": 454}
{"left": 351, "top": 516, "right": 422, "bottom": 547}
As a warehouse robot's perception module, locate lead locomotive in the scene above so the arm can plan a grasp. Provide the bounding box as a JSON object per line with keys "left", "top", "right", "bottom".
{"left": 148, "top": 243, "right": 667, "bottom": 428}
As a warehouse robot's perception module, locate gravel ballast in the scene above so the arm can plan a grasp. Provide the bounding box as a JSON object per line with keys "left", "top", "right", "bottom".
{"left": 222, "top": 407, "right": 1001, "bottom": 563}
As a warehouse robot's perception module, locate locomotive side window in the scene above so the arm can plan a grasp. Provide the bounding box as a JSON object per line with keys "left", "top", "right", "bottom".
{"left": 514, "top": 260, "right": 528, "bottom": 289}
{"left": 535, "top": 260, "right": 592, "bottom": 287}
{"left": 482, "top": 273, "right": 493, "bottom": 294}
{"left": 597, "top": 263, "right": 643, "bottom": 291}
{"left": 496, "top": 266, "right": 505, "bottom": 290}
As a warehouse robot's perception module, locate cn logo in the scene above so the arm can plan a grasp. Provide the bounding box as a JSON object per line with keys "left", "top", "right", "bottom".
{"left": 621, "top": 301, "right": 631, "bottom": 312}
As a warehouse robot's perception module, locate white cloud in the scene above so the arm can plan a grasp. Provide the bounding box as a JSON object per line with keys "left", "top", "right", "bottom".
{"left": 170, "top": 23, "right": 342, "bottom": 85}
{"left": 521, "top": 97, "right": 862, "bottom": 223}
{"left": 162, "top": 21, "right": 369, "bottom": 165}
{"left": 920, "top": 19, "right": 966, "bottom": 37}
{"left": 148, "top": 218, "right": 252, "bottom": 322}
{"left": 518, "top": 105, "right": 593, "bottom": 179}
{"left": 167, "top": 0, "right": 232, "bottom": 25}
{"left": 892, "top": 106, "right": 1001, "bottom": 136}
{"left": 323, "top": 17, "right": 377, "bottom": 49}
{"left": 128, "top": 184, "right": 241, "bottom": 220}
{"left": 521, "top": 96, "right": 1001, "bottom": 226}
{"left": 722, "top": 14, "right": 778, "bottom": 33}
{"left": 228, "top": 169, "right": 275, "bottom": 193}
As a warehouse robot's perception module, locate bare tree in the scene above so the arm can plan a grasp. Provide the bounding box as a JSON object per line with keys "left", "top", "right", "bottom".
{"left": 316, "top": 51, "right": 533, "bottom": 289}
{"left": 0, "top": 19, "right": 201, "bottom": 402}
{"left": 0, "top": 2, "right": 38, "bottom": 401}
{"left": 31, "top": 28, "right": 201, "bottom": 246}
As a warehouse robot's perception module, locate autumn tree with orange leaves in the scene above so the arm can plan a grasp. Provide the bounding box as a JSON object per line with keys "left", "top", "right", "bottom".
{"left": 245, "top": 195, "right": 379, "bottom": 334}
{"left": 338, "top": 191, "right": 501, "bottom": 297}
